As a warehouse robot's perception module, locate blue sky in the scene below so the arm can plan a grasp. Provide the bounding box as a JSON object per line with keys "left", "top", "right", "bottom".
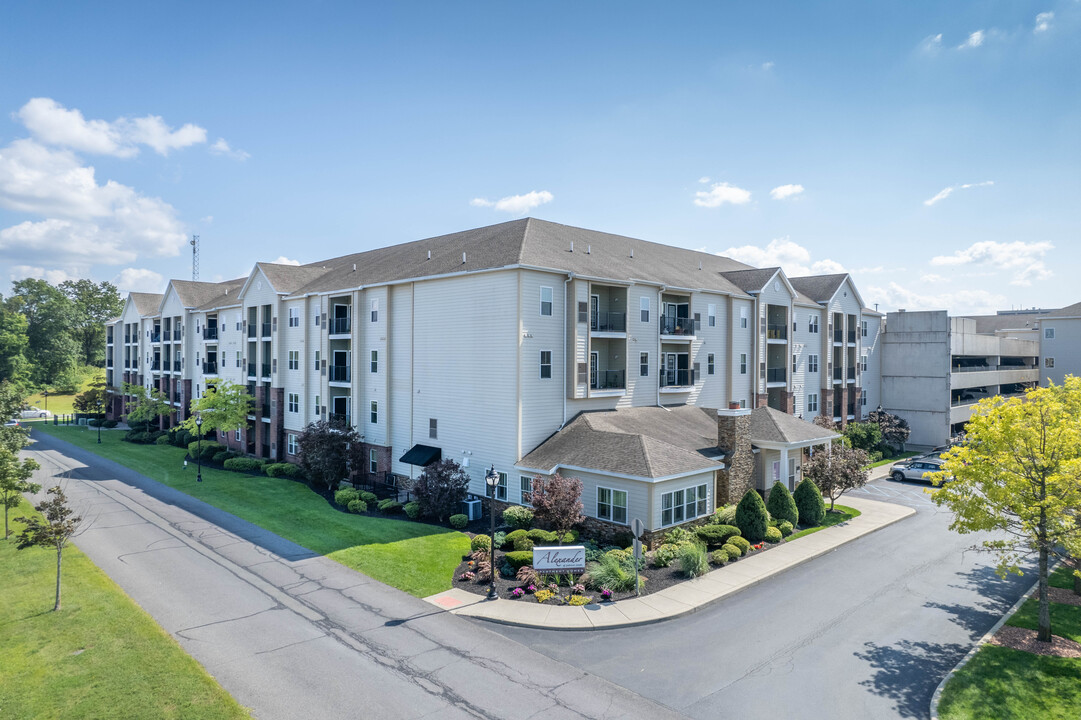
{"left": 1, "top": 1, "right": 1077, "bottom": 315}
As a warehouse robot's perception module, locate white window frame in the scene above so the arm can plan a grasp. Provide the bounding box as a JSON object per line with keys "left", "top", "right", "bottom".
{"left": 861, "top": 394, "right": 867, "bottom": 407}
{"left": 808, "top": 393, "right": 818, "bottom": 412}
{"left": 660, "top": 483, "right": 708, "bottom": 527}
{"left": 314, "top": 394, "right": 320, "bottom": 416}
{"left": 707, "top": 353, "right": 715, "bottom": 375}
{"left": 235, "top": 428, "right": 242, "bottom": 442}
{"left": 1045, "top": 327, "right": 1055, "bottom": 339}
{"left": 740, "top": 353, "right": 747, "bottom": 374}
{"left": 640, "top": 351, "right": 649, "bottom": 377}
{"left": 861, "top": 355, "right": 868, "bottom": 372}
{"left": 808, "top": 354, "right": 819, "bottom": 373}
{"left": 540, "top": 350, "right": 552, "bottom": 379}
{"left": 519, "top": 475, "right": 533, "bottom": 505}
{"left": 640, "top": 296, "right": 650, "bottom": 323}
{"left": 287, "top": 433, "right": 298, "bottom": 454}
{"left": 496, "top": 472, "right": 508, "bottom": 501}
{"left": 287, "top": 393, "right": 299, "bottom": 413}
{"left": 707, "top": 303, "right": 716, "bottom": 327}
{"left": 370, "top": 350, "right": 378, "bottom": 373}
{"left": 429, "top": 418, "right": 437, "bottom": 439}
{"left": 371, "top": 299, "right": 378, "bottom": 323}
{"left": 288, "top": 307, "right": 299, "bottom": 327}
{"left": 1045, "top": 357, "right": 1055, "bottom": 368}
{"left": 740, "top": 306, "right": 748, "bottom": 329}
{"left": 861, "top": 320, "right": 868, "bottom": 337}
{"left": 288, "top": 350, "right": 299, "bottom": 370}
{"left": 596, "top": 486, "right": 628, "bottom": 525}
{"left": 809, "top": 316, "right": 819, "bottom": 333}
{"left": 370, "top": 449, "right": 378, "bottom": 475}
{"left": 540, "top": 286, "right": 553, "bottom": 317}
{"left": 370, "top": 401, "right": 378, "bottom": 424}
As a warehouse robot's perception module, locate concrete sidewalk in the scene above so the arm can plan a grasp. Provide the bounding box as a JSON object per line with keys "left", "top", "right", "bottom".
{"left": 426, "top": 494, "right": 913, "bottom": 630}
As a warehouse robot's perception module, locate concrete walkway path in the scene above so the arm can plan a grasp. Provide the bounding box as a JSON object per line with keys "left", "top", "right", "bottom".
{"left": 24, "top": 432, "right": 685, "bottom": 720}
{"left": 427, "top": 495, "right": 914, "bottom": 630}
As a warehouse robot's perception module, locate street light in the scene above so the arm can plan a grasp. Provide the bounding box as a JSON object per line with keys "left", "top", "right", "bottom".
{"left": 195, "top": 412, "right": 203, "bottom": 483}
{"left": 43, "top": 389, "right": 48, "bottom": 412}
{"left": 484, "top": 465, "right": 499, "bottom": 600}
{"left": 96, "top": 400, "right": 102, "bottom": 444}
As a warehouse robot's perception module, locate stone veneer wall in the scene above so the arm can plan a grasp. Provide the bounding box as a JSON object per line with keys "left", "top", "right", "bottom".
{"left": 716, "top": 409, "right": 754, "bottom": 504}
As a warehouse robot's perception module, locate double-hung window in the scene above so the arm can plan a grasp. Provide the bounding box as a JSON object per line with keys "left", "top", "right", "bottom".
{"left": 370, "top": 350, "right": 378, "bottom": 373}
{"left": 707, "top": 353, "right": 715, "bottom": 375}
{"left": 370, "top": 449, "right": 378, "bottom": 474}
{"left": 540, "top": 350, "right": 552, "bottom": 379}
{"left": 860, "top": 355, "right": 868, "bottom": 372}
{"left": 287, "top": 393, "right": 299, "bottom": 413}
{"left": 809, "top": 316, "right": 819, "bottom": 333}
{"left": 596, "top": 487, "right": 628, "bottom": 524}
{"left": 370, "top": 401, "right": 378, "bottom": 424}
{"left": 640, "top": 297, "right": 650, "bottom": 323}
{"left": 520, "top": 476, "right": 533, "bottom": 505}
{"left": 287, "top": 433, "right": 298, "bottom": 454}
{"left": 288, "top": 308, "right": 299, "bottom": 327}
{"left": 1045, "top": 328, "right": 1056, "bottom": 339}
{"left": 496, "top": 472, "right": 508, "bottom": 501}
{"left": 808, "top": 393, "right": 819, "bottom": 412}
{"left": 288, "top": 350, "right": 299, "bottom": 370}
{"left": 540, "top": 287, "right": 553, "bottom": 316}
{"left": 861, "top": 320, "right": 868, "bottom": 337}
{"left": 371, "top": 299, "right": 378, "bottom": 323}
{"left": 808, "top": 354, "right": 819, "bottom": 373}
{"left": 639, "top": 352, "right": 649, "bottom": 377}
{"left": 707, "top": 303, "right": 716, "bottom": 327}
{"left": 740, "top": 353, "right": 748, "bottom": 374}
{"left": 660, "top": 483, "right": 708, "bottom": 526}
{"left": 740, "top": 307, "right": 748, "bottom": 329}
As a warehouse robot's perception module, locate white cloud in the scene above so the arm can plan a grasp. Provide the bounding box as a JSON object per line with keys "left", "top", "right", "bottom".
{"left": 470, "top": 190, "right": 553, "bottom": 214}
{"left": 16, "top": 98, "right": 206, "bottom": 157}
{"left": 930, "top": 240, "right": 1053, "bottom": 286}
{"left": 694, "top": 182, "right": 752, "bottom": 208}
{"left": 1034, "top": 12, "right": 1054, "bottom": 33}
{"left": 923, "top": 180, "right": 993, "bottom": 206}
{"left": 209, "top": 137, "right": 250, "bottom": 161}
{"left": 919, "top": 33, "right": 943, "bottom": 53}
{"left": 868, "top": 283, "right": 1009, "bottom": 315}
{"left": 271, "top": 256, "right": 301, "bottom": 266}
{"left": 112, "top": 267, "right": 165, "bottom": 294}
{"left": 761, "top": 61, "right": 774, "bottom": 71}
{"left": 0, "top": 138, "right": 187, "bottom": 265}
{"left": 769, "top": 184, "right": 804, "bottom": 201}
{"left": 9, "top": 264, "right": 81, "bottom": 286}
{"left": 958, "top": 30, "right": 985, "bottom": 49}
{"left": 698, "top": 176, "right": 710, "bottom": 184}
{"left": 719, "top": 236, "right": 844, "bottom": 277}
{"left": 200, "top": 215, "right": 214, "bottom": 224}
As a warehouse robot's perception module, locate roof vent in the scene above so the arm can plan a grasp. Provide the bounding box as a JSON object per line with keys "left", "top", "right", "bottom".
{"left": 462, "top": 252, "right": 467, "bottom": 264}
{"left": 699, "top": 261, "right": 702, "bottom": 270}
{"left": 352, "top": 263, "right": 356, "bottom": 272}
{"left": 630, "top": 248, "right": 634, "bottom": 258}
{"left": 569, "top": 241, "right": 574, "bottom": 252}
{"left": 587, "top": 245, "right": 591, "bottom": 254}
{"left": 427, "top": 250, "right": 431, "bottom": 260}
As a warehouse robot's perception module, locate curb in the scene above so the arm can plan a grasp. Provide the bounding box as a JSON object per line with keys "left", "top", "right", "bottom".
{"left": 928, "top": 565, "right": 1058, "bottom": 720}
{"left": 451, "top": 500, "right": 915, "bottom": 631}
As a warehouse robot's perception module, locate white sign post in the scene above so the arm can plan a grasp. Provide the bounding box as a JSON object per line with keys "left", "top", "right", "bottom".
{"left": 532, "top": 545, "right": 586, "bottom": 574}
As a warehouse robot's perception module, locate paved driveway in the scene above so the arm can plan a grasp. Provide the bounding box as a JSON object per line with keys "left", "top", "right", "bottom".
{"left": 487, "top": 477, "right": 1032, "bottom": 720}
{"left": 25, "top": 433, "right": 683, "bottom": 720}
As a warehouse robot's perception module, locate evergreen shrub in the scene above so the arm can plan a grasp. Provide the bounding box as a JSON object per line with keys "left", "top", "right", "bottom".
{"left": 734, "top": 489, "right": 769, "bottom": 543}
{"left": 766, "top": 481, "right": 799, "bottom": 525}
{"left": 793, "top": 478, "right": 826, "bottom": 526}
{"left": 449, "top": 514, "right": 468, "bottom": 529}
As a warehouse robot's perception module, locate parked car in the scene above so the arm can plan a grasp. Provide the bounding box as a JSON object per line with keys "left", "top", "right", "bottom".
{"left": 4, "top": 419, "right": 20, "bottom": 428}
{"left": 20, "top": 406, "right": 50, "bottom": 419}
{"left": 890, "top": 458, "right": 949, "bottom": 483}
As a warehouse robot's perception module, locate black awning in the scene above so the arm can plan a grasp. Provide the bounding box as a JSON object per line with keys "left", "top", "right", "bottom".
{"left": 399, "top": 444, "right": 441, "bottom": 467}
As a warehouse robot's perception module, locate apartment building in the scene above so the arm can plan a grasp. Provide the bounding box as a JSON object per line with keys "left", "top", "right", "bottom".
{"left": 106, "top": 218, "right": 884, "bottom": 535}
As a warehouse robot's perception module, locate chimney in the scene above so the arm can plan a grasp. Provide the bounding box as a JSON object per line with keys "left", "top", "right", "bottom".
{"left": 716, "top": 406, "right": 754, "bottom": 504}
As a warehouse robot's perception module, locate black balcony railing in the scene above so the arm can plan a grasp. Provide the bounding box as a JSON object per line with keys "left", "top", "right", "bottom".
{"left": 173, "top": 329, "right": 181, "bottom": 341}
{"left": 106, "top": 371, "right": 113, "bottom": 386}
{"left": 591, "top": 370, "right": 625, "bottom": 390}
{"left": 174, "top": 392, "right": 181, "bottom": 403}
{"left": 247, "top": 363, "right": 256, "bottom": 377}
{"left": 767, "top": 324, "right": 787, "bottom": 340}
{"left": 833, "top": 368, "right": 842, "bottom": 381}
{"left": 847, "top": 331, "right": 857, "bottom": 343}
{"left": 203, "top": 361, "right": 218, "bottom": 375}
{"left": 261, "top": 322, "right": 272, "bottom": 337}
{"left": 106, "top": 359, "right": 113, "bottom": 367}
{"left": 151, "top": 360, "right": 161, "bottom": 371}
{"left": 261, "top": 363, "right": 271, "bottom": 377}
{"left": 107, "top": 334, "right": 114, "bottom": 345}
{"left": 330, "top": 317, "right": 351, "bottom": 334}
{"left": 847, "top": 367, "right": 856, "bottom": 380}
{"left": 847, "top": 405, "right": 856, "bottom": 417}
{"left": 661, "top": 369, "right": 695, "bottom": 387}
{"left": 248, "top": 324, "right": 257, "bottom": 338}
{"left": 330, "top": 365, "right": 350, "bottom": 383}
{"left": 203, "top": 327, "right": 218, "bottom": 340}
{"left": 833, "top": 330, "right": 843, "bottom": 343}
{"left": 151, "top": 331, "right": 161, "bottom": 343}
{"left": 766, "top": 368, "right": 786, "bottom": 383}
{"left": 329, "top": 413, "right": 351, "bottom": 427}
{"left": 171, "top": 360, "right": 181, "bottom": 371}
{"left": 124, "top": 334, "right": 131, "bottom": 343}
{"left": 261, "top": 402, "right": 271, "bottom": 417}
{"left": 590, "top": 312, "right": 626, "bottom": 333}
{"left": 660, "top": 315, "right": 693, "bottom": 335}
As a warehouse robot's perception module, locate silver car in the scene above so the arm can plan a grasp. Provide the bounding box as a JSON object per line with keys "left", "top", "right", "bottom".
{"left": 890, "top": 458, "right": 947, "bottom": 483}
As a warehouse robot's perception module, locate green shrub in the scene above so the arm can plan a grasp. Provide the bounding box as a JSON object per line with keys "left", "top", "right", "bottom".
{"left": 867, "top": 450, "right": 883, "bottom": 464}
{"left": 347, "top": 499, "right": 368, "bottom": 514}
{"left": 734, "top": 489, "right": 769, "bottom": 543}
{"left": 449, "top": 514, "right": 468, "bottom": 529}
{"left": 765, "top": 526, "right": 783, "bottom": 543}
{"left": 793, "top": 478, "right": 826, "bottom": 526}
{"left": 778, "top": 520, "right": 794, "bottom": 537}
{"left": 126, "top": 430, "right": 152, "bottom": 444}
{"left": 212, "top": 450, "right": 238, "bottom": 464}
{"left": 652, "top": 543, "right": 681, "bottom": 568}
{"left": 223, "top": 457, "right": 264, "bottom": 472}
{"left": 172, "top": 429, "right": 190, "bottom": 447}
{"left": 377, "top": 499, "right": 402, "bottom": 513}
{"left": 504, "top": 529, "right": 528, "bottom": 548}
{"left": 335, "top": 488, "right": 360, "bottom": 507}
{"left": 504, "top": 550, "right": 534, "bottom": 570}
{"left": 103, "top": 419, "right": 118, "bottom": 428}
{"left": 404, "top": 501, "right": 421, "bottom": 519}
{"left": 678, "top": 543, "right": 710, "bottom": 578}
{"left": 155, "top": 434, "right": 172, "bottom": 445}
{"left": 359, "top": 491, "right": 378, "bottom": 504}
{"left": 695, "top": 524, "right": 741, "bottom": 546}
{"left": 605, "top": 548, "right": 631, "bottom": 564}
{"left": 557, "top": 529, "right": 579, "bottom": 544}
{"left": 709, "top": 549, "right": 729, "bottom": 565}
{"left": 585, "top": 552, "right": 640, "bottom": 592}
{"left": 766, "top": 481, "right": 799, "bottom": 525}
{"left": 512, "top": 535, "right": 534, "bottom": 552}
{"left": 492, "top": 530, "right": 506, "bottom": 549}
{"left": 712, "top": 504, "right": 737, "bottom": 525}
{"left": 728, "top": 536, "right": 750, "bottom": 555}
{"left": 527, "top": 528, "right": 557, "bottom": 544}
{"left": 664, "top": 526, "right": 694, "bottom": 545}
{"left": 502, "top": 505, "right": 534, "bottom": 529}
{"left": 470, "top": 534, "right": 491, "bottom": 553}
{"left": 720, "top": 543, "right": 741, "bottom": 561}
{"left": 265, "top": 462, "right": 304, "bottom": 479}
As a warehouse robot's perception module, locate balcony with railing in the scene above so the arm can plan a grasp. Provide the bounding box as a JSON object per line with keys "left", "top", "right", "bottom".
{"left": 172, "top": 360, "right": 182, "bottom": 372}
{"left": 847, "top": 330, "right": 857, "bottom": 344}
{"left": 847, "top": 367, "right": 856, "bottom": 381}
{"left": 329, "top": 316, "right": 351, "bottom": 335}
{"left": 248, "top": 323, "right": 257, "bottom": 339}
{"left": 847, "top": 404, "right": 856, "bottom": 418}
{"left": 591, "top": 370, "right": 625, "bottom": 391}
{"left": 203, "top": 326, "right": 218, "bottom": 340}
{"left": 261, "top": 362, "right": 272, "bottom": 377}
{"left": 106, "top": 357, "right": 113, "bottom": 367}
{"left": 832, "top": 367, "right": 843, "bottom": 383}
{"left": 329, "top": 365, "right": 351, "bottom": 383}
{"left": 590, "top": 311, "right": 626, "bottom": 333}
{"left": 107, "top": 330, "right": 114, "bottom": 345}
{"left": 151, "top": 331, "right": 161, "bottom": 343}
{"left": 767, "top": 324, "right": 787, "bottom": 340}
{"left": 766, "top": 367, "right": 786, "bottom": 384}
{"left": 660, "top": 314, "right": 694, "bottom": 337}
{"left": 203, "top": 361, "right": 218, "bottom": 375}
{"left": 150, "top": 359, "right": 161, "bottom": 371}
{"left": 247, "top": 362, "right": 256, "bottom": 377}
{"left": 261, "top": 321, "right": 272, "bottom": 337}
{"left": 660, "top": 368, "right": 695, "bottom": 388}
{"left": 833, "top": 330, "right": 843, "bottom": 344}
{"left": 261, "top": 400, "right": 271, "bottom": 417}
{"left": 330, "top": 412, "right": 351, "bottom": 427}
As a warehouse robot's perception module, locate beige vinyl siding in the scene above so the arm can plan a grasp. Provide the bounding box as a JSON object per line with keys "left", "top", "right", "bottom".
{"left": 651, "top": 472, "right": 716, "bottom": 530}
{"left": 693, "top": 291, "right": 730, "bottom": 408}
{"left": 730, "top": 297, "right": 754, "bottom": 407}
{"left": 389, "top": 284, "right": 414, "bottom": 477}
{"left": 281, "top": 297, "right": 307, "bottom": 433}
{"left": 568, "top": 471, "right": 648, "bottom": 528}
{"left": 520, "top": 270, "right": 567, "bottom": 456}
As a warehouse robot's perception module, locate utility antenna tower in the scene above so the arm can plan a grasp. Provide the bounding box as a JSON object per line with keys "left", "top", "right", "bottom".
{"left": 190, "top": 235, "right": 200, "bottom": 281}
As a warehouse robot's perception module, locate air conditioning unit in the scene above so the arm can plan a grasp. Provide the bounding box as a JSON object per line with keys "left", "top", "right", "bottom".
{"left": 461, "top": 499, "right": 483, "bottom": 521}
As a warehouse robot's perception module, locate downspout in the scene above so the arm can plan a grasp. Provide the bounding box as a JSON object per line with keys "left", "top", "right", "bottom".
{"left": 560, "top": 272, "right": 574, "bottom": 428}
{"left": 753, "top": 294, "right": 760, "bottom": 408}
{"left": 657, "top": 285, "right": 666, "bottom": 408}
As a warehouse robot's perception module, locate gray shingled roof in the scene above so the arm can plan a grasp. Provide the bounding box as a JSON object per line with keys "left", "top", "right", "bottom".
{"left": 1043, "top": 302, "right": 1081, "bottom": 319}
{"left": 518, "top": 406, "right": 724, "bottom": 479}
{"left": 170, "top": 279, "right": 246, "bottom": 309}
{"left": 131, "top": 292, "right": 163, "bottom": 315}
{"left": 286, "top": 218, "right": 755, "bottom": 299}
{"left": 748, "top": 407, "right": 839, "bottom": 445}
{"left": 789, "top": 274, "right": 847, "bottom": 303}
{"left": 721, "top": 267, "right": 781, "bottom": 293}
{"left": 193, "top": 278, "right": 248, "bottom": 312}
{"left": 256, "top": 263, "right": 334, "bottom": 295}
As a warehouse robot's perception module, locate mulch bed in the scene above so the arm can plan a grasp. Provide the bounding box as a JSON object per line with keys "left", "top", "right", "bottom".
{"left": 1047, "top": 587, "right": 1081, "bottom": 608}
{"left": 989, "top": 626, "right": 1081, "bottom": 658}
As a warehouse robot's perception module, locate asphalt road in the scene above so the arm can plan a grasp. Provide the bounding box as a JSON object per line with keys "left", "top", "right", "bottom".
{"left": 24, "top": 431, "right": 684, "bottom": 720}
{"left": 486, "top": 479, "right": 1034, "bottom": 720}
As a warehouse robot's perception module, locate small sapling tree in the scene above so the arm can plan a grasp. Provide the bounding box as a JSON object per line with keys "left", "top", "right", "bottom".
{"left": 414, "top": 459, "right": 470, "bottom": 523}
{"left": 804, "top": 445, "right": 870, "bottom": 511}
{"left": 0, "top": 447, "right": 40, "bottom": 538}
{"left": 529, "top": 473, "right": 584, "bottom": 544}
{"left": 16, "top": 485, "right": 82, "bottom": 611}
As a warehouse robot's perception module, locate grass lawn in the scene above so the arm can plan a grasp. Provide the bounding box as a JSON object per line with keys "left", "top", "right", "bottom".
{"left": 938, "top": 565, "right": 1081, "bottom": 720}
{"left": 31, "top": 423, "right": 470, "bottom": 598}
{"left": 866, "top": 451, "right": 919, "bottom": 469}
{"left": 786, "top": 504, "right": 861, "bottom": 541}
{"left": 1, "top": 496, "right": 249, "bottom": 720}
{"left": 24, "top": 368, "right": 104, "bottom": 417}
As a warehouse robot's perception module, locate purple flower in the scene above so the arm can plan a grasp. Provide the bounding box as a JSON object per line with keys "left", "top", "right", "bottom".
{"left": 600, "top": 588, "right": 613, "bottom": 600}
{"left": 511, "top": 588, "right": 525, "bottom": 598}
{"left": 527, "top": 584, "right": 537, "bottom": 593}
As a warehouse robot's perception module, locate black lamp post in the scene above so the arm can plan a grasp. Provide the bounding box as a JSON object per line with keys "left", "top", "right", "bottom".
{"left": 485, "top": 465, "right": 499, "bottom": 600}
{"left": 43, "top": 389, "right": 48, "bottom": 412}
{"left": 195, "top": 412, "right": 203, "bottom": 483}
{"left": 96, "top": 400, "right": 102, "bottom": 444}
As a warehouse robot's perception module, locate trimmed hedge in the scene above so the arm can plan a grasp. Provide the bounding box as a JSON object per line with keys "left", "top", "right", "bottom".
{"left": 728, "top": 536, "right": 751, "bottom": 555}
{"left": 155, "top": 434, "right": 172, "bottom": 445}
{"left": 695, "top": 524, "right": 741, "bottom": 546}
{"left": 502, "top": 505, "right": 534, "bottom": 529}
{"left": 213, "top": 450, "right": 238, "bottom": 464}
{"left": 766, "top": 481, "right": 799, "bottom": 525}
{"left": 504, "top": 550, "right": 534, "bottom": 570}
{"left": 335, "top": 488, "right": 360, "bottom": 507}
{"left": 765, "top": 526, "right": 783, "bottom": 543}
{"left": 527, "top": 529, "right": 558, "bottom": 544}
{"left": 504, "top": 529, "right": 529, "bottom": 548}
{"left": 359, "top": 491, "right": 378, "bottom": 504}
{"left": 126, "top": 430, "right": 153, "bottom": 444}
{"left": 223, "top": 457, "right": 264, "bottom": 472}
{"left": 709, "top": 549, "right": 729, "bottom": 565}
{"left": 735, "top": 489, "right": 769, "bottom": 543}
{"left": 512, "top": 536, "right": 534, "bottom": 552}
{"left": 449, "top": 514, "right": 468, "bottom": 529}
{"left": 794, "top": 478, "right": 826, "bottom": 526}
{"left": 720, "top": 543, "right": 742, "bottom": 561}
{"left": 347, "top": 499, "right": 368, "bottom": 514}
{"left": 103, "top": 419, "right": 119, "bottom": 428}
{"left": 265, "top": 462, "right": 304, "bottom": 480}
{"left": 377, "top": 499, "right": 402, "bottom": 513}
{"left": 778, "top": 520, "right": 794, "bottom": 537}
{"left": 470, "top": 534, "right": 492, "bottom": 553}
{"left": 404, "top": 501, "right": 421, "bottom": 520}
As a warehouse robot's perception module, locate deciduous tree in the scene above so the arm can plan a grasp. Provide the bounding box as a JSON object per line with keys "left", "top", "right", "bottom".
{"left": 122, "top": 382, "right": 171, "bottom": 428}
{"left": 804, "top": 445, "right": 869, "bottom": 511}
{"left": 866, "top": 407, "right": 911, "bottom": 451}
{"left": 296, "top": 419, "right": 362, "bottom": 492}
{"left": 0, "top": 448, "right": 40, "bottom": 539}
{"left": 16, "top": 485, "right": 82, "bottom": 611}
{"left": 529, "top": 473, "right": 584, "bottom": 544}
{"left": 182, "top": 380, "right": 253, "bottom": 439}
{"left": 59, "top": 279, "right": 123, "bottom": 367}
{"left": 414, "top": 459, "right": 470, "bottom": 523}
{"left": 0, "top": 381, "right": 31, "bottom": 454}
{"left": 931, "top": 378, "right": 1081, "bottom": 643}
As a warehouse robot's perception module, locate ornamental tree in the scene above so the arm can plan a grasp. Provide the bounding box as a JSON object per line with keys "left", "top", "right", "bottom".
{"left": 296, "top": 419, "right": 363, "bottom": 492}
{"left": 931, "top": 378, "right": 1081, "bottom": 643}
{"left": 529, "top": 473, "right": 584, "bottom": 544}
{"left": 182, "top": 380, "right": 253, "bottom": 439}
{"left": 122, "top": 382, "right": 171, "bottom": 428}
{"left": 804, "top": 444, "right": 870, "bottom": 511}
{"left": 866, "top": 407, "right": 911, "bottom": 452}
{"left": 414, "top": 459, "right": 470, "bottom": 523}
{"left": 843, "top": 422, "right": 882, "bottom": 454}
{"left": 16, "top": 485, "right": 82, "bottom": 611}
{"left": 1, "top": 447, "right": 40, "bottom": 538}
{"left": 0, "top": 380, "right": 31, "bottom": 454}
{"left": 765, "top": 480, "right": 798, "bottom": 525}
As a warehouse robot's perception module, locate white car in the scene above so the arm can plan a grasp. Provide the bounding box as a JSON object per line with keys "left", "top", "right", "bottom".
{"left": 20, "top": 406, "right": 50, "bottom": 419}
